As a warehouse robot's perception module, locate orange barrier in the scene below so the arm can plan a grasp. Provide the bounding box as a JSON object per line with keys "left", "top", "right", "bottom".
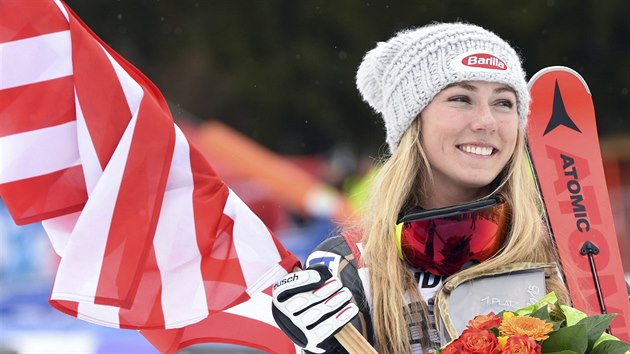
{"left": 192, "top": 121, "right": 355, "bottom": 222}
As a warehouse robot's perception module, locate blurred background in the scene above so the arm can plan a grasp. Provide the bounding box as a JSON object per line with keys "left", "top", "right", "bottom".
{"left": 1, "top": 0, "right": 629, "bottom": 353}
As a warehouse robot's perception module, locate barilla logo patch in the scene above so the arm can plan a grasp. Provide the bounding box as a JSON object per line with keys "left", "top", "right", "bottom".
{"left": 462, "top": 53, "right": 507, "bottom": 70}
{"left": 451, "top": 51, "right": 508, "bottom": 72}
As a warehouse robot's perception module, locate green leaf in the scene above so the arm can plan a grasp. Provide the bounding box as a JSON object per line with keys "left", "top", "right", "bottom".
{"left": 548, "top": 301, "right": 568, "bottom": 329}
{"left": 560, "top": 305, "right": 587, "bottom": 326}
{"left": 533, "top": 301, "right": 566, "bottom": 331}
{"left": 532, "top": 303, "right": 551, "bottom": 322}
{"left": 541, "top": 323, "right": 588, "bottom": 354}
{"left": 594, "top": 332, "right": 622, "bottom": 346}
{"left": 575, "top": 314, "right": 616, "bottom": 351}
{"left": 589, "top": 339, "right": 630, "bottom": 354}
{"left": 550, "top": 319, "right": 566, "bottom": 331}
{"left": 517, "top": 292, "right": 558, "bottom": 316}
{"left": 488, "top": 327, "right": 499, "bottom": 337}
{"left": 543, "top": 351, "right": 579, "bottom": 354}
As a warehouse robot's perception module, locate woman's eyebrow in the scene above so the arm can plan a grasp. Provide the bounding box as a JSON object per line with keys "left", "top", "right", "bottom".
{"left": 494, "top": 86, "right": 516, "bottom": 94}
{"left": 444, "top": 82, "right": 477, "bottom": 91}
{"left": 443, "top": 82, "right": 516, "bottom": 94}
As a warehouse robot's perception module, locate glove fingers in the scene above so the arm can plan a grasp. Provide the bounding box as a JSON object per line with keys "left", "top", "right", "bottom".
{"left": 310, "top": 302, "right": 360, "bottom": 341}
{"left": 299, "top": 287, "right": 353, "bottom": 327}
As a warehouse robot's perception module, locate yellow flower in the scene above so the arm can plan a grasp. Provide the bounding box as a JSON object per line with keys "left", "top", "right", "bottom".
{"left": 499, "top": 315, "right": 554, "bottom": 341}
{"left": 502, "top": 312, "right": 516, "bottom": 321}
{"left": 498, "top": 336, "right": 508, "bottom": 350}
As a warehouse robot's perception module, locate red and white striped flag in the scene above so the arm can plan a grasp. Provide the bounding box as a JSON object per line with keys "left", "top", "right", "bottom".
{"left": 0, "top": 1, "right": 299, "bottom": 352}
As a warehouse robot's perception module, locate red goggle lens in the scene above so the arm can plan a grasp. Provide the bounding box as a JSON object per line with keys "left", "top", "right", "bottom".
{"left": 399, "top": 203, "right": 507, "bottom": 275}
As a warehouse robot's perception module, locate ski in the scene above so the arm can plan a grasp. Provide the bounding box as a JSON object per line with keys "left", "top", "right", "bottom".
{"left": 526, "top": 66, "right": 630, "bottom": 341}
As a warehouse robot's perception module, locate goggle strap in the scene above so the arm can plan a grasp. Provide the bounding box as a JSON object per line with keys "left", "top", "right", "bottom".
{"left": 398, "top": 197, "right": 502, "bottom": 224}
{"left": 395, "top": 222, "right": 404, "bottom": 261}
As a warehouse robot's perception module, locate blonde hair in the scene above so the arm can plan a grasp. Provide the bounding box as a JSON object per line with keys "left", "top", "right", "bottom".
{"left": 358, "top": 119, "right": 569, "bottom": 354}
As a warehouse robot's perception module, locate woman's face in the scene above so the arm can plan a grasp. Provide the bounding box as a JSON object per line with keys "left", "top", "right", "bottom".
{"left": 420, "top": 81, "right": 519, "bottom": 207}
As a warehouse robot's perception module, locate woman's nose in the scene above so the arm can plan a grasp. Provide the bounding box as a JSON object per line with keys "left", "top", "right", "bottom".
{"left": 470, "top": 104, "right": 498, "bottom": 132}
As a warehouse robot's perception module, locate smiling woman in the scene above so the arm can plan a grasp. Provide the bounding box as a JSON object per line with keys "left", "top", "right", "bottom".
{"left": 271, "top": 22, "right": 571, "bottom": 354}
{"left": 419, "top": 81, "right": 519, "bottom": 207}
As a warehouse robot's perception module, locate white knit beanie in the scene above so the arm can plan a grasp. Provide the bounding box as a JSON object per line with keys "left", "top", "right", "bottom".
{"left": 356, "top": 22, "right": 530, "bottom": 153}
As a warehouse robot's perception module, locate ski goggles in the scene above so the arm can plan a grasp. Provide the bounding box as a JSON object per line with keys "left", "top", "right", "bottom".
{"left": 395, "top": 197, "right": 508, "bottom": 276}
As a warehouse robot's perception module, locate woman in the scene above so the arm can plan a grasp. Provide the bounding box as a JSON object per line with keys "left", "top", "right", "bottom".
{"left": 272, "top": 22, "right": 569, "bottom": 354}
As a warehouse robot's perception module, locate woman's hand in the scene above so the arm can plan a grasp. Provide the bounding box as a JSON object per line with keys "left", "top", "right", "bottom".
{"left": 271, "top": 264, "right": 359, "bottom": 353}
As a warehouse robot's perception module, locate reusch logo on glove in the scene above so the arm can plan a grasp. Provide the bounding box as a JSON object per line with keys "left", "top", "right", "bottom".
{"left": 451, "top": 51, "right": 508, "bottom": 72}
{"left": 273, "top": 273, "right": 299, "bottom": 290}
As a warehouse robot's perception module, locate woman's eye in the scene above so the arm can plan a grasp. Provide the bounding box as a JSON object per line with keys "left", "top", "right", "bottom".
{"left": 495, "top": 99, "right": 515, "bottom": 108}
{"left": 448, "top": 95, "right": 470, "bottom": 103}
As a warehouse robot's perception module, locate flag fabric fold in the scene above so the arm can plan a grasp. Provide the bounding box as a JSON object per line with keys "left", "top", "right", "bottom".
{"left": 0, "top": 0, "right": 299, "bottom": 352}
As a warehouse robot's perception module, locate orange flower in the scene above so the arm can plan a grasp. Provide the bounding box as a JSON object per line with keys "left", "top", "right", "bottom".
{"left": 467, "top": 312, "right": 502, "bottom": 330}
{"left": 502, "top": 335, "right": 542, "bottom": 354}
{"left": 499, "top": 315, "right": 553, "bottom": 341}
{"left": 457, "top": 328, "right": 500, "bottom": 354}
{"left": 440, "top": 340, "right": 467, "bottom": 354}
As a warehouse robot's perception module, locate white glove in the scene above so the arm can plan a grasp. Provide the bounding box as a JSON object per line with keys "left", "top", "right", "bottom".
{"left": 271, "top": 264, "right": 359, "bottom": 353}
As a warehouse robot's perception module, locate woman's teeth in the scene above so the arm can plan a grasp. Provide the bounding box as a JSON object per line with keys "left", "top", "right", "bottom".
{"left": 458, "top": 145, "right": 494, "bottom": 156}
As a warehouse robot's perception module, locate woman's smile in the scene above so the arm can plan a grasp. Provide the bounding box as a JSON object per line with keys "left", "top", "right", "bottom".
{"left": 456, "top": 143, "right": 497, "bottom": 157}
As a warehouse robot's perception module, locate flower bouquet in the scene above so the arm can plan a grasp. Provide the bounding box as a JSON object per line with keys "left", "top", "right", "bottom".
{"left": 437, "top": 292, "right": 630, "bottom": 354}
